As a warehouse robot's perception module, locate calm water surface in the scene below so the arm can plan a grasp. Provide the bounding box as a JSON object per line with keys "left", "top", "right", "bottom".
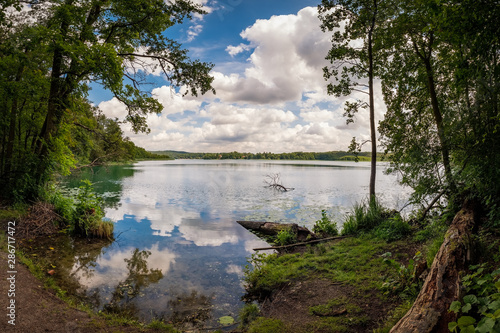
{"left": 58, "top": 160, "right": 411, "bottom": 329}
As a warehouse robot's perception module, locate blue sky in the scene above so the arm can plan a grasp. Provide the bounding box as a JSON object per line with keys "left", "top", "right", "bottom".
{"left": 96, "top": 0, "right": 385, "bottom": 153}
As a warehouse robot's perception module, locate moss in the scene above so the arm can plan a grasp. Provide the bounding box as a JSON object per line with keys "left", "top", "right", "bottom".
{"left": 247, "top": 318, "right": 288, "bottom": 333}
{"left": 0, "top": 206, "right": 27, "bottom": 223}
{"left": 425, "top": 233, "right": 445, "bottom": 267}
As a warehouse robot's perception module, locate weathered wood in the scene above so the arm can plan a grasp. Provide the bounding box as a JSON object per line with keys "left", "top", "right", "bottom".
{"left": 390, "top": 200, "right": 478, "bottom": 333}
{"left": 253, "top": 235, "right": 348, "bottom": 251}
{"left": 236, "top": 221, "right": 316, "bottom": 242}
{"left": 264, "top": 173, "right": 294, "bottom": 192}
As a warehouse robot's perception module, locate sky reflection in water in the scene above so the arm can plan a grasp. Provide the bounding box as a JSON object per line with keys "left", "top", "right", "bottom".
{"left": 65, "top": 160, "right": 411, "bottom": 328}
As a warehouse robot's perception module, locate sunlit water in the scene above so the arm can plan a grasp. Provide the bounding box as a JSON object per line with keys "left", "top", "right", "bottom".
{"left": 57, "top": 160, "right": 411, "bottom": 329}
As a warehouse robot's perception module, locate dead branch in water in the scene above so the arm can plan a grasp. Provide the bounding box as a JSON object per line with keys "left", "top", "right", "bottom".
{"left": 264, "top": 173, "right": 294, "bottom": 191}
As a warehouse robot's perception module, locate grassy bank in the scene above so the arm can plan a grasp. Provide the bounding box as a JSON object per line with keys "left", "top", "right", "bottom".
{"left": 241, "top": 235, "right": 423, "bottom": 332}
{"left": 239, "top": 200, "right": 500, "bottom": 333}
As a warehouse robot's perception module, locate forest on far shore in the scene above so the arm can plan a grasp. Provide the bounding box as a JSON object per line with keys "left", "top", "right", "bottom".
{"left": 151, "top": 150, "right": 374, "bottom": 161}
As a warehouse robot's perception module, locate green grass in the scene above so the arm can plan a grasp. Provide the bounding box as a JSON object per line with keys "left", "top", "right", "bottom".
{"left": 374, "top": 215, "right": 411, "bottom": 242}
{"left": 342, "top": 198, "right": 389, "bottom": 235}
{"left": 374, "top": 300, "right": 413, "bottom": 333}
{"left": 244, "top": 237, "right": 407, "bottom": 298}
{"left": 308, "top": 296, "right": 362, "bottom": 316}
{"left": 247, "top": 318, "right": 288, "bottom": 333}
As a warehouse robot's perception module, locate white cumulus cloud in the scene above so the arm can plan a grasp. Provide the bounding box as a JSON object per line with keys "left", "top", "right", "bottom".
{"left": 97, "top": 6, "right": 385, "bottom": 153}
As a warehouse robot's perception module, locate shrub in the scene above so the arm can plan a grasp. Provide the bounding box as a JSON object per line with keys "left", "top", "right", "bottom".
{"left": 313, "top": 210, "right": 338, "bottom": 237}
{"left": 274, "top": 227, "right": 297, "bottom": 246}
{"left": 381, "top": 251, "right": 424, "bottom": 300}
{"left": 448, "top": 264, "right": 500, "bottom": 333}
{"left": 48, "top": 181, "right": 113, "bottom": 239}
{"left": 239, "top": 303, "right": 260, "bottom": 329}
{"left": 48, "top": 189, "right": 75, "bottom": 227}
{"left": 74, "top": 180, "right": 113, "bottom": 239}
{"left": 374, "top": 214, "right": 411, "bottom": 242}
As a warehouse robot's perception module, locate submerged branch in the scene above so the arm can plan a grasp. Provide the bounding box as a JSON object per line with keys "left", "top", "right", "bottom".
{"left": 264, "top": 173, "right": 294, "bottom": 192}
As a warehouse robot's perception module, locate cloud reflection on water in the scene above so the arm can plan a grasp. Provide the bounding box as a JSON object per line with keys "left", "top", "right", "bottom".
{"left": 65, "top": 160, "right": 410, "bottom": 327}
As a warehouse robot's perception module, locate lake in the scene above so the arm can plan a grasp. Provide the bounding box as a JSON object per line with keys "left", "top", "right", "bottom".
{"left": 57, "top": 159, "right": 411, "bottom": 330}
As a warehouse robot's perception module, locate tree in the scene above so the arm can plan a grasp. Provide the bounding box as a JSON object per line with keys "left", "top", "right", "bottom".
{"left": 379, "top": 0, "right": 499, "bottom": 217}
{"left": 377, "top": 0, "right": 500, "bottom": 331}
{"left": 319, "top": 0, "right": 390, "bottom": 200}
{"left": 0, "top": 0, "right": 215, "bottom": 200}
{"left": 378, "top": 0, "right": 458, "bottom": 210}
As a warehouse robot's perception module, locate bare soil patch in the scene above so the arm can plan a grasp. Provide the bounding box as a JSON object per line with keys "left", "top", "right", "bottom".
{"left": 259, "top": 279, "right": 399, "bottom": 333}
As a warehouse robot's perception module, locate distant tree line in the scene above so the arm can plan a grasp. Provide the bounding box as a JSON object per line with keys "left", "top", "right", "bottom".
{"left": 151, "top": 150, "right": 374, "bottom": 161}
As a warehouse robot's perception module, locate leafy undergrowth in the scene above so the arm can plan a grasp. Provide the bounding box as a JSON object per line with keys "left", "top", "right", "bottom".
{"left": 240, "top": 213, "right": 500, "bottom": 333}
{"left": 447, "top": 231, "right": 500, "bottom": 333}
{"left": 243, "top": 236, "right": 424, "bottom": 332}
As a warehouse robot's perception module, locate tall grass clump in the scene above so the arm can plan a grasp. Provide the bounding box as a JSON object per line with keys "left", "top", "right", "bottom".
{"left": 239, "top": 303, "right": 260, "bottom": 330}
{"left": 48, "top": 180, "right": 113, "bottom": 239}
{"left": 342, "top": 198, "right": 388, "bottom": 235}
{"left": 413, "top": 214, "right": 448, "bottom": 266}
{"left": 374, "top": 215, "right": 411, "bottom": 242}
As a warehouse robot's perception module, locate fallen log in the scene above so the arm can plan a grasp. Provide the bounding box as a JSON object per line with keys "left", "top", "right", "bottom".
{"left": 253, "top": 235, "right": 348, "bottom": 251}
{"left": 236, "top": 221, "right": 316, "bottom": 242}
{"left": 390, "top": 200, "right": 479, "bottom": 333}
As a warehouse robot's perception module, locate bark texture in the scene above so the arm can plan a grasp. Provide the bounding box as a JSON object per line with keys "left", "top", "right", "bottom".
{"left": 390, "top": 200, "right": 478, "bottom": 333}
{"left": 236, "top": 221, "right": 316, "bottom": 242}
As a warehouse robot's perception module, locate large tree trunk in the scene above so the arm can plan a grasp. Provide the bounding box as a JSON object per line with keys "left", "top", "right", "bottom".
{"left": 424, "top": 58, "right": 454, "bottom": 191}
{"left": 412, "top": 34, "right": 454, "bottom": 191}
{"left": 390, "top": 200, "right": 478, "bottom": 333}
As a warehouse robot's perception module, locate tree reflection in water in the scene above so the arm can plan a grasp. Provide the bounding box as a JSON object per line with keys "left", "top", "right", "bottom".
{"left": 104, "top": 248, "right": 163, "bottom": 316}
{"left": 103, "top": 250, "right": 214, "bottom": 330}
